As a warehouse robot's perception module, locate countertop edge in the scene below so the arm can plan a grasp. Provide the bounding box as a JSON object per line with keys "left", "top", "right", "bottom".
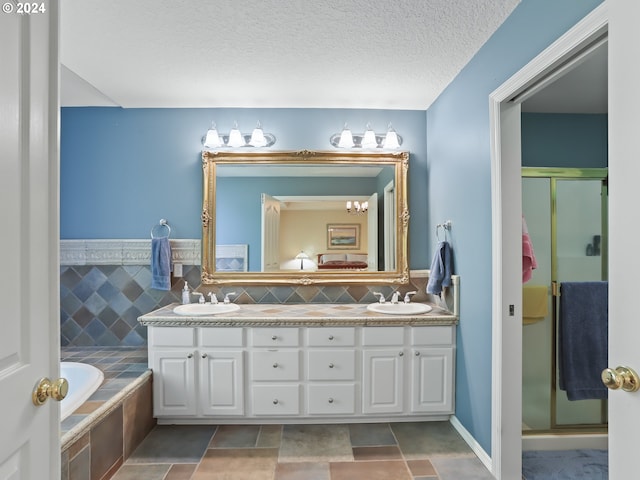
{"left": 138, "top": 303, "right": 458, "bottom": 327}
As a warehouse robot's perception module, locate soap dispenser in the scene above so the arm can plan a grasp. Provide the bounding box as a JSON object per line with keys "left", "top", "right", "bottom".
{"left": 181, "top": 282, "right": 190, "bottom": 304}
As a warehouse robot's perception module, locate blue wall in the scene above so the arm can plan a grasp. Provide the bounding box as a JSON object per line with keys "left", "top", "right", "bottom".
{"left": 425, "top": 0, "right": 603, "bottom": 455}
{"left": 522, "top": 113, "right": 608, "bottom": 168}
{"left": 60, "top": 108, "right": 429, "bottom": 267}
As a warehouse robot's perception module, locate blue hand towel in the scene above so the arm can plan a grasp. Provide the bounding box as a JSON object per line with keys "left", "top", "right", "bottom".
{"left": 426, "top": 241, "right": 452, "bottom": 295}
{"left": 151, "top": 237, "right": 172, "bottom": 291}
{"left": 558, "top": 281, "right": 608, "bottom": 401}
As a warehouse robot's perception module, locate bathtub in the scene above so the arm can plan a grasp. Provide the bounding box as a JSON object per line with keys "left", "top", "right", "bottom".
{"left": 60, "top": 362, "right": 104, "bottom": 421}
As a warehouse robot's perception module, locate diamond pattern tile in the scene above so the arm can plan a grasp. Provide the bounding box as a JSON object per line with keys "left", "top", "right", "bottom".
{"left": 60, "top": 263, "right": 425, "bottom": 347}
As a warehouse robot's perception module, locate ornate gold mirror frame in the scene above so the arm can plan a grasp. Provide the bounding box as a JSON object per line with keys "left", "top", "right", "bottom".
{"left": 201, "top": 150, "right": 409, "bottom": 285}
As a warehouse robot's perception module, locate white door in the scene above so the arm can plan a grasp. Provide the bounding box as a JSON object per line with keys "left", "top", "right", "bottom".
{"left": 367, "top": 192, "right": 378, "bottom": 270}
{"left": 261, "top": 193, "right": 281, "bottom": 271}
{"left": 0, "top": 4, "right": 61, "bottom": 479}
{"left": 608, "top": 3, "right": 640, "bottom": 477}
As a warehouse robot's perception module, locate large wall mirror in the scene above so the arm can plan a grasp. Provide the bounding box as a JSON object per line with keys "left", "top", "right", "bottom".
{"left": 201, "top": 150, "right": 409, "bottom": 285}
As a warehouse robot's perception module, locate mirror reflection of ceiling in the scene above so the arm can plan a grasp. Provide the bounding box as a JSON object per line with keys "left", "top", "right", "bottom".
{"left": 522, "top": 42, "right": 607, "bottom": 114}
{"left": 60, "top": 0, "right": 520, "bottom": 110}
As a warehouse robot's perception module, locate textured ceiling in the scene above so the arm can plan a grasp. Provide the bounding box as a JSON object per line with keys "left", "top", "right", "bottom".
{"left": 60, "top": 0, "right": 521, "bottom": 109}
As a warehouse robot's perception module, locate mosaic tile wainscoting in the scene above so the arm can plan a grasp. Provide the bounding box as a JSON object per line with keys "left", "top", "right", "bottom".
{"left": 60, "top": 240, "right": 450, "bottom": 347}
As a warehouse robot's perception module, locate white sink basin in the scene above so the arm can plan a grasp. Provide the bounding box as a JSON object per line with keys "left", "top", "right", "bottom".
{"left": 366, "top": 302, "right": 432, "bottom": 315}
{"left": 173, "top": 303, "right": 240, "bottom": 316}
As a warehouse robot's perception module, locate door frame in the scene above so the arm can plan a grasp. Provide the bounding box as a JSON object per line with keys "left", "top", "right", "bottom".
{"left": 489, "top": 4, "right": 608, "bottom": 478}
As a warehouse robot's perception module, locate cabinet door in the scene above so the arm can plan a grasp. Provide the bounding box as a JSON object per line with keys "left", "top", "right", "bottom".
{"left": 362, "top": 349, "right": 404, "bottom": 414}
{"left": 151, "top": 349, "right": 197, "bottom": 416}
{"left": 411, "top": 348, "right": 454, "bottom": 413}
{"left": 199, "top": 350, "right": 244, "bottom": 416}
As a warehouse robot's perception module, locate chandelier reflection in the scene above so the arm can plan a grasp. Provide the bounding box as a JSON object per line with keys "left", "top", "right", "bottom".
{"left": 346, "top": 200, "right": 368, "bottom": 215}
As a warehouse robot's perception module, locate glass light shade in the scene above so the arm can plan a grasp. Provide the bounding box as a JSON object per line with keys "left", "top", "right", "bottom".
{"left": 383, "top": 128, "right": 400, "bottom": 149}
{"left": 361, "top": 127, "right": 378, "bottom": 148}
{"left": 227, "top": 126, "right": 245, "bottom": 148}
{"left": 295, "top": 251, "right": 309, "bottom": 260}
{"left": 249, "top": 122, "right": 267, "bottom": 147}
{"left": 204, "top": 126, "right": 222, "bottom": 148}
{"left": 338, "top": 127, "right": 354, "bottom": 148}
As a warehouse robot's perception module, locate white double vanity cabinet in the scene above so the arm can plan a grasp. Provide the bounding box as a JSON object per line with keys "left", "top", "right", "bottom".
{"left": 139, "top": 302, "right": 458, "bottom": 424}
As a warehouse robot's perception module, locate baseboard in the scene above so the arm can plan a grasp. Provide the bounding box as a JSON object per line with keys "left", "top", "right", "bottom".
{"left": 450, "top": 415, "right": 494, "bottom": 474}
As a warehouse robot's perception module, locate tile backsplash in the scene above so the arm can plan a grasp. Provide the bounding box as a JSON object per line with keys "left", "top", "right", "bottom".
{"left": 59, "top": 239, "right": 445, "bottom": 347}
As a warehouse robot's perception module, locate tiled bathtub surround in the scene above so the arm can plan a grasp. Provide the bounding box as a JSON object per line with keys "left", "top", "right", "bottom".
{"left": 60, "top": 347, "right": 155, "bottom": 480}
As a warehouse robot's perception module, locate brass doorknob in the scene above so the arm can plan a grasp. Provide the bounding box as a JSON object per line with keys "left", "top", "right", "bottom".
{"left": 32, "top": 377, "right": 69, "bottom": 406}
{"left": 601, "top": 366, "right": 640, "bottom": 392}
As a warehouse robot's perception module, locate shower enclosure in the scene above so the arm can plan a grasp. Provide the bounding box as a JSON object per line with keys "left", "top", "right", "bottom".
{"left": 522, "top": 167, "right": 608, "bottom": 435}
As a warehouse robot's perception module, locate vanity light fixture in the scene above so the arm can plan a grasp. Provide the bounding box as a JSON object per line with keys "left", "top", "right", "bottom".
{"left": 202, "top": 121, "right": 276, "bottom": 149}
{"left": 337, "top": 124, "right": 355, "bottom": 148}
{"left": 330, "top": 123, "right": 403, "bottom": 150}
{"left": 203, "top": 122, "right": 223, "bottom": 148}
{"left": 346, "top": 200, "right": 368, "bottom": 215}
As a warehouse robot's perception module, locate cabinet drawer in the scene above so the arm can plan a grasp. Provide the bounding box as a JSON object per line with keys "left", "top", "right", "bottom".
{"left": 252, "top": 350, "right": 300, "bottom": 381}
{"left": 252, "top": 385, "right": 300, "bottom": 415}
{"left": 307, "top": 328, "right": 355, "bottom": 346}
{"left": 149, "top": 327, "right": 195, "bottom": 347}
{"left": 307, "top": 384, "right": 356, "bottom": 415}
{"left": 251, "top": 328, "right": 299, "bottom": 347}
{"left": 199, "top": 327, "right": 244, "bottom": 347}
{"left": 362, "top": 327, "right": 404, "bottom": 346}
{"left": 411, "top": 326, "right": 454, "bottom": 346}
{"left": 307, "top": 350, "right": 356, "bottom": 380}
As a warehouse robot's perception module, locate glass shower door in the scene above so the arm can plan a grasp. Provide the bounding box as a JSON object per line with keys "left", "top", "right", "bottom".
{"left": 554, "top": 178, "right": 606, "bottom": 427}
{"left": 522, "top": 170, "right": 607, "bottom": 433}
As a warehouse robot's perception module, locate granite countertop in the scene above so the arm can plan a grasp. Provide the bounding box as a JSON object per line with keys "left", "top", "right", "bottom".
{"left": 138, "top": 302, "right": 458, "bottom": 327}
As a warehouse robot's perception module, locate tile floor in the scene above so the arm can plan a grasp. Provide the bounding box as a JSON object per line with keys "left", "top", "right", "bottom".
{"left": 112, "top": 422, "right": 495, "bottom": 480}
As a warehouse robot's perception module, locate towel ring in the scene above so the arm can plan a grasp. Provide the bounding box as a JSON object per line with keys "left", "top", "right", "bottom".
{"left": 151, "top": 219, "right": 171, "bottom": 239}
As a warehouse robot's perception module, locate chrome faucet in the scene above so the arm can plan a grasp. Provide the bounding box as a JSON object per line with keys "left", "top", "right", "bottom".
{"left": 208, "top": 292, "right": 218, "bottom": 304}
{"left": 192, "top": 292, "right": 205, "bottom": 304}
{"left": 223, "top": 292, "right": 236, "bottom": 304}
{"left": 404, "top": 291, "right": 417, "bottom": 303}
{"left": 391, "top": 292, "right": 400, "bottom": 304}
{"left": 373, "top": 292, "right": 386, "bottom": 304}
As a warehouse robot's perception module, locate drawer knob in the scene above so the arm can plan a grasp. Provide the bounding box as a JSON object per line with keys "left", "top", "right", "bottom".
{"left": 271, "top": 335, "right": 277, "bottom": 340}
{"left": 328, "top": 363, "right": 335, "bottom": 368}
{"left": 415, "top": 351, "right": 420, "bottom": 356}
{"left": 399, "top": 351, "right": 404, "bottom": 357}
{"left": 187, "top": 353, "right": 193, "bottom": 359}
{"left": 273, "top": 363, "right": 279, "bottom": 368}
{"left": 273, "top": 399, "right": 279, "bottom": 405}
{"left": 328, "top": 335, "right": 334, "bottom": 340}
{"left": 202, "top": 353, "right": 208, "bottom": 358}
{"left": 328, "top": 398, "right": 334, "bottom": 404}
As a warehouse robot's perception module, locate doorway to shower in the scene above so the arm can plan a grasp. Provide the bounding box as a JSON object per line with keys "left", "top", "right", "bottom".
{"left": 522, "top": 168, "right": 608, "bottom": 435}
